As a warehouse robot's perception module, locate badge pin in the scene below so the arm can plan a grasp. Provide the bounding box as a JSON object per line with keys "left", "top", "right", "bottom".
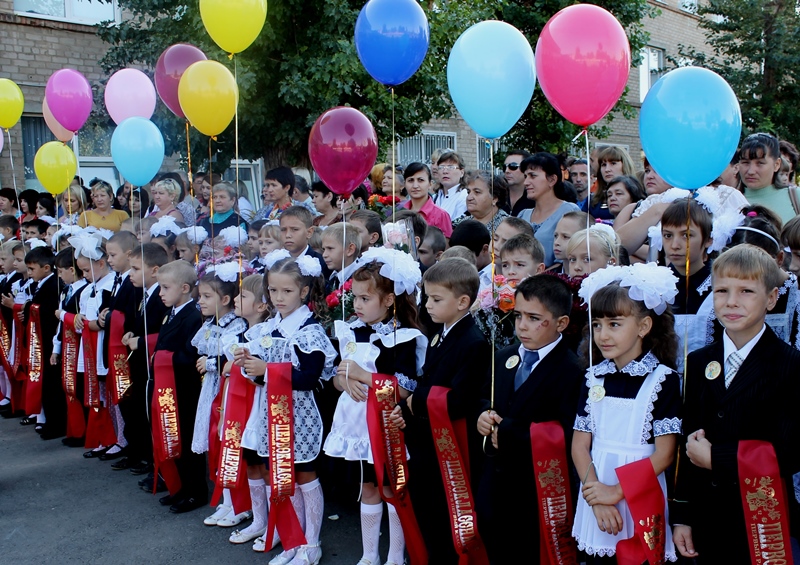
{"left": 705, "top": 361, "right": 722, "bottom": 380}
{"left": 345, "top": 341, "right": 358, "bottom": 355}
{"left": 505, "top": 355, "right": 520, "bottom": 369}
{"left": 162, "top": 315, "right": 169, "bottom": 325}
{"left": 261, "top": 336, "right": 273, "bottom": 348}
{"left": 204, "top": 329, "right": 211, "bottom": 340}
{"left": 589, "top": 385, "right": 606, "bottom": 403}
{"left": 431, "top": 334, "right": 440, "bottom": 347}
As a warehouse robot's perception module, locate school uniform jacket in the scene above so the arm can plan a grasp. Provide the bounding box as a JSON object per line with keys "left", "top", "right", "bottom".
{"left": 128, "top": 285, "right": 169, "bottom": 379}
{"left": 101, "top": 276, "right": 141, "bottom": 368}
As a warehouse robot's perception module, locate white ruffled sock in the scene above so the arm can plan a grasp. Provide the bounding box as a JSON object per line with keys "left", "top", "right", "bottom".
{"left": 386, "top": 503, "right": 405, "bottom": 564}
{"left": 360, "top": 502, "right": 383, "bottom": 564}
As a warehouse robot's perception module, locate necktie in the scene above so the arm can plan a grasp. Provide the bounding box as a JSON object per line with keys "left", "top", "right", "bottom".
{"left": 168, "top": 308, "right": 176, "bottom": 323}
{"left": 514, "top": 350, "right": 540, "bottom": 391}
{"left": 139, "top": 292, "right": 147, "bottom": 314}
{"left": 724, "top": 351, "right": 743, "bottom": 389}
{"left": 111, "top": 273, "right": 122, "bottom": 297}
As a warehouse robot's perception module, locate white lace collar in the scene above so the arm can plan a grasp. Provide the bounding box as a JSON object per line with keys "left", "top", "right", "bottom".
{"left": 591, "top": 351, "right": 660, "bottom": 377}
{"left": 218, "top": 311, "right": 239, "bottom": 328}
{"left": 267, "top": 305, "right": 312, "bottom": 338}
{"left": 697, "top": 274, "right": 712, "bottom": 296}
{"left": 350, "top": 317, "right": 397, "bottom": 336}
{"left": 779, "top": 272, "right": 796, "bottom": 296}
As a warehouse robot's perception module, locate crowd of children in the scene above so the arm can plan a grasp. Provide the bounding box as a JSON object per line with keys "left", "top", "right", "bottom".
{"left": 2, "top": 148, "right": 800, "bottom": 565}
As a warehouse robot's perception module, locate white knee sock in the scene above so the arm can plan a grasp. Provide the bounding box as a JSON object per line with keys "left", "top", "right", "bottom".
{"left": 222, "top": 488, "right": 233, "bottom": 508}
{"left": 386, "top": 503, "right": 405, "bottom": 564}
{"left": 238, "top": 479, "right": 267, "bottom": 535}
{"left": 360, "top": 502, "right": 383, "bottom": 563}
{"left": 299, "top": 479, "right": 324, "bottom": 545}
{"left": 290, "top": 483, "right": 306, "bottom": 532}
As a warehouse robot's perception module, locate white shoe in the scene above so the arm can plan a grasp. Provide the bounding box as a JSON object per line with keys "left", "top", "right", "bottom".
{"left": 203, "top": 504, "right": 232, "bottom": 526}
{"left": 253, "top": 530, "right": 280, "bottom": 552}
{"left": 384, "top": 561, "right": 405, "bottom": 565}
{"left": 287, "top": 543, "right": 322, "bottom": 565}
{"left": 356, "top": 560, "right": 375, "bottom": 565}
{"left": 229, "top": 526, "right": 267, "bottom": 544}
{"left": 217, "top": 509, "right": 252, "bottom": 527}
{"left": 269, "top": 548, "right": 297, "bottom": 565}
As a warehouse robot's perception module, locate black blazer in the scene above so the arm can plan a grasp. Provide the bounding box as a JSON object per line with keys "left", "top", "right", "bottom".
{"left": 28, "top": 275, "right": 61, "bottom": 359}
{"left": 154, "top": 301, "right": 203, "bottom": 376}
{"left": 129, "top": 285, "right": 169, "bottom": 378}
{"left": 101, "top": 277, "right": 141, "bottom": 367}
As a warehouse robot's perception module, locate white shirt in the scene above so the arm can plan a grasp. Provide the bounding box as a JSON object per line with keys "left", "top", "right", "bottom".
{"left": 722, "top": 324, "right": 766, "bottom": 375}
{"left": 442, "top": 313, "right": 470, "bottom": 340}
{"left": 517, "top": 334, "right": 562, "bottom": 375}
{"left": 331, "top": 260, "right": 360, "bottom": 288}
{"left": 433, "top": 184, "right": 467, "bottom": 220}
{"left": 170, "top": 299, "right": 193, "bottom": 319}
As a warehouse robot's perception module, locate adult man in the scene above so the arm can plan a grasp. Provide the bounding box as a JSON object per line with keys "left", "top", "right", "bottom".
{"left": 504, "top": 149, "right": 534, "bottom": 217}
{"left": 569, "top": 159, "right": 590, "bottom": 211}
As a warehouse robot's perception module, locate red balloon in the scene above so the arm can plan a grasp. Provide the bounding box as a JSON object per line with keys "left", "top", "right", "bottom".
{"left": 308, "top": 107, "right": 378, "bottom": 196}
{"left": 155, "top": 44, "right": 207, "bottom": 119}
{"left": 535, "top": 5, "right": 631, "bottom": 127}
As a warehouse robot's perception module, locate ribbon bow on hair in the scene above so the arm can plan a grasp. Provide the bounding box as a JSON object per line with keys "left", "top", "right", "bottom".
{"left": 68, "top": 233, "right": 104, "bottom": 261}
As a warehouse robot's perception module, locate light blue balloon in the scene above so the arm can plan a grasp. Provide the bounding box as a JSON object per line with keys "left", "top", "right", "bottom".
{"left": 640, "top": 67, "right": 741, "bottom": 190}
{"left": 447, "top": 21, "right": 536, "bottom": 140}
{"left": 111, "top": 117, "right": 165, "bottom": 187}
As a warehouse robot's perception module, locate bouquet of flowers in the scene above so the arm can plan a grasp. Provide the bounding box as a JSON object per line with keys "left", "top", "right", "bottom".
{"left": 382, "top": 219, "right": 417, "bottom": 259}
{"left": 473, "top": 274, "right": 518, "bottom": 350}
{"left": 324, "top": 279, "right": 355, "bottom": 331}
{"left": 367, "top": 194, "right": 401, "bottom": 221}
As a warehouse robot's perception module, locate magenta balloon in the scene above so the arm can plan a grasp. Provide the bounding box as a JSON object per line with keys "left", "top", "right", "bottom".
{"left": 43, "top": 98, "right": 73, "bottom": 142}
{"left": 45, "top": 69, "right": 93, "bottom": 133}
{"left": 155, "top": 44, "right": 208, "bottom": 118}
{"left": 104, "top": 68, "right": 157, "bottom": 125}
{"left": 535, "top": 4, "right": 631, "bottom": 127}
{"left": 308, "top": 107, "right": 378, "bottom": 196}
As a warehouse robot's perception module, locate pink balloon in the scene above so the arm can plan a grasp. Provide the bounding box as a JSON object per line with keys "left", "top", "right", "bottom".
{"left": 155, "top": 44, "right": 208, "bottom": 119}
{"left": 104, "top": 69, "right": 157, "bottom": 125}
{"left": 45, "top": 69, "right": 93, "bottom": 133}
{"left": 43, "top": 98, "right": 74, "bottom": 142}
{"left": 308, "top": 107, "right": 378, "bottom": 196}
{"left": 535, "top": 5, "right": 631, "bottom": 127}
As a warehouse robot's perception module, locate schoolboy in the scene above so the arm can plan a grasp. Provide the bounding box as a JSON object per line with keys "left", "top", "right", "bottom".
{"left": 116, "top": 243, "right": 169, "bottom": 475}
{"left": 449, "top": 220, "right": 492, "bottom": 289}
{"left": 0, "top": 241, "right": 22, "bottom": 418}
{"left": 492, "top": 216, "right": 534, "bottom": 257}
{"left": 0, "top": 215, "right": 20, "bottom": 243}
{"left": 279, "top": 205, "right": 330, "bottom": 278}
{"left": 499, "top": 233, "right": 545, "bottom": 285}
{"left": 781, "top": 215, "right": 800, "bottom": 276}
{"left": 391, "top": 257, "right": 491, "bottom": 563}
{"left": 247, "top": 219, "right": 267, "bottom": 260}
{"left": 476, "top": 275, "right": 583, "bottom": 563}
{"left": 152, "top": 260, "right": 206, "bottom": 514}
{"left": 321, "top": 223, "right": 361, "bottom": 292}
{"left": 418, "top": 226, "right": 446, "bottom": 269}
{"left": 21, "top": 219, "right": 49, "bottom": 241}
{"left": 4, "top": 242, "right": 33, "bottom": 423}
{"left": 349, "top": 210, "right": 383, "bottom": 252}
{"left": 674, "top": 245, "right": 800, "bottom": 562}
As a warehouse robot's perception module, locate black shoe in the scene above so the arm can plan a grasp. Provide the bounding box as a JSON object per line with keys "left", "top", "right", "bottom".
{"left": 40, "top": 427, "right": 66, "bottom": 440}
{"left": 170, "top": 497, "right": 207, "bottom": 514}
{"left": 159, "top": 493, "right": 181, "bottom": 506}
{"left": 110, "top": 457, "right": 135, "bottom": 471}
{"left": 138, "top": 472, "right": 155, "bottom": 488}
{"left": 34, "top": 423, "right": 44, "bottom": 434}
{"left": 83, "top": 446, "right": 110, "bottom": 459}
{"left": 140, "top": 475, "right": 167, "bottom": 493}
{"left": 62, "top": 437, "right": 85, "bottom": 447}
{"left": 0, "top": 403, "right": 12, "bottom": 415}
{"left": 99, "top": 446, "right": 126, "bottom": 461}
{"left": 130, "top": 462, "right": 153, "bottom": 476}
{"left": 20, "top": 415, "right": 37, "bottom": 426}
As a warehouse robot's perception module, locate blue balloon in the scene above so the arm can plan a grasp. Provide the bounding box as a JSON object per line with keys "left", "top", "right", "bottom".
{"left": 447, "top": 21, "right": 536, "bottom": 140}
{"left": 640, "top": 67, "right": 741, "bottom": 190}
{"left": 111, "top": 117, "right": 165, "bottom": 187}
{"left": 355, "top": 0, "right": 430, "bottom": 87}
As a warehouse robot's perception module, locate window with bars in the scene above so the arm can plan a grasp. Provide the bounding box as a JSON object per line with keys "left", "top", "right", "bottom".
{"left": 21, "top": 116, "right": 56, "bottom": 182}
{"left": 639, "top": 47, "right": 666, "bottom": 103}
{"left": 397, "top": 131, "right": 456, "bottom": 166}
{"left": 14, "top": 0, "right": 119, "bottom": 25}
{"left": 476, "top": 136, "right": 503, "bottom": 172}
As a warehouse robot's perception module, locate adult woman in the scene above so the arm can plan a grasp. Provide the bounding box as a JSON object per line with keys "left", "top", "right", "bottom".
{"left": 740, "top": 132, "right": 799, "bottom": 224}
{"left": 198, "top": 182, "right": 247, "bottom": 233}
{"left": 311, "top": 181, "right": 342, "bottom": 227}
{"left": 18, "top": 189, "right": 39, "bottom": 223}
{"left": 195, "top": 173, "right": 220, "bottom": 225}
{"left": 432, "top": 150, "right": 467, "bottom": 220}
{"left": 452, "top": 169, "right": 509, "bottom": 234}
{"left": 148, "top": 178, "right": 186, "bottom": 223}
{"left": 35, "top": 195, "right": 57, "bottom": 220}
{"left": 589, "top": 146, "right": 636, "bottom": 221}
{"left": 158, "top": 172, "right": 196, "bottom": 226}
{"left": 58, "top": 185, "right": 85, "bottom": 225}
{"left": 369, "top": 163, "right": 388, "bottom": 195}
{"left": 78, "top": 180, "right": 129, "bottom": 232}
{"left": 642, "top": 158, "right": 672, "bottom": 196}
{"left": 0, "top": 188, "right": 19, "bottom": 218}
{"left": 518, "top": 152, "right": 580, "bottom": 267}
{"left": 129, "top": 188, "right": 149, "bottom": 220}
{"left": 400, "top": 162, "right": 453, "bottom": 237}
{"left": 606, "top": 175, "right": 646, "bottom": 220}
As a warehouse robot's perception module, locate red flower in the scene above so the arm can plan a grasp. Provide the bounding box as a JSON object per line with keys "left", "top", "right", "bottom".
{"left": 224, "top": 246, "right": 233, "bottom": 254}
{"left": 343, "top": 280, "right": 353, "bottom": 292}
{"left": 326, "top": 293, "right": 340, "bottom": 308}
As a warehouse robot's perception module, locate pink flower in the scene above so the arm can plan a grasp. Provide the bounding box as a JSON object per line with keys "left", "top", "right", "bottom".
{"left": 478, "top": 289, "right": 495, "bottom": 310}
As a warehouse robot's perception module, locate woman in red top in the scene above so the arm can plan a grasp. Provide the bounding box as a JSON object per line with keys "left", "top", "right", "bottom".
{"left": 401, "top": 162, "right": 453, "bottom": 238}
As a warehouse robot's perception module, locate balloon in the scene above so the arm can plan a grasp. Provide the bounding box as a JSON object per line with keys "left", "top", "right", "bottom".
{"left": 178, "top": 61, "right": 239, "bottom": 137}
{"left": 0, "top": 78, "right": 24, "bottom": 129}
{"left": 155, "top": 44, "right": 208, "bottom": 118}
{"left": 640, "top": 67, "right": 742, "bottom": 190}
{"left": 200, "top": 0, "right": 267, "bottom": 54}
{"left": 45, "top": 69, "right": 93, "bottom": 132}
{"left": 0, "top": 132, "right": 4, "bottom": 154}
{"left": 43, "top": 99, "right": 74, "bottom": 143}
{"left": 104, "top": 69, "right": 157, "bottom": 125}
{"left": 34, "top": 141, "right": 77, "bottom": 195}
{"left": 354, "top": 0, "right": 430, "bottom": 86}
{"left": 447, "top": 21, "right": 536, "bottom": 139}
{"left": 111, "top": 117, "right": 165, "bottom": 187}
{"left": 536, "top": 5, "right": 631, "bottom": 127}
{"left": 309, "top": 107, "right": 378, "bottom": 196}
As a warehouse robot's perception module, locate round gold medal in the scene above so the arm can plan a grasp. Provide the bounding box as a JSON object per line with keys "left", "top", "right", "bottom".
{"left": 589, "top": 385, "right": 606, "bottom": 402}
{"left": 705, "top": 361, "right": 722, "bottom": 380}
{"left": 163, "top": 315, "right": 169, "bottom": 325}
{"left": 431, "top": 334, "right": 440, "bottom": 347}
{"left": 345, "top": 341, "right": 358, "bottom": 355}
{"left": 505, "top": 355, "right": 520, "bottom": 369}
{"left": 261, "top": 336, "right": 273, "bottom": 348}
{"left": 204, "top": 329, "right": 211, "bottom": 339}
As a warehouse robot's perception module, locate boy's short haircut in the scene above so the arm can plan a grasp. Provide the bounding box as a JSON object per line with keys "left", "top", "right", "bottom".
{"left": 309, "top": 226, "right": 323, "bottom": 252}
{"left": 280, "top": 205, "right": 314, "bottom": 228}
{"left": 440, "top": 245, "right": 477, "bottom": 265}
{"left": 259, "top": 222, "right": 281, "bottom": 240}
{"left": 25, "top": 246, "right": 55, "bottom": 269}
{"left": 0, "top": 215, "right": 20, "bottom": 233}
{"left": 661, "top": 198, "right": 713, "bottom": 242}
{"left": 24, "top": 219, "right": 49, "bottom": 235}
{"left": 131, "top": 243, "right": 169, "bottom": 269}
{"left": 423, "top": 226, "right": 447, "bottom": 254}
{"left": 250, "top": 219, "right": 267, "bottom": 234}
{"left": 108, "top": 230, "right": 139, "bottom": 252}
{"left": 55, "top": 248, "right": 82, "bottom": 276}
{"left": 449, "top": 219, "right": 490, "bottom": 258}
{"left": 781, "top": 215, "right": 800, "bottom": 249}
{"left": 498, "top": 216, "right": 535, "bottom": 238}
{"left": 713, "top": 244, "right": 784, "bottom": 293}
{"left": 499, "top": 233, "right": 545, "bottom": 264}
{"left": 423, "top": 257, "right": 480, "bottom": 303}
{"left": 265, "top": 167, "right": 296, "bottom": 194}
{"left": 350, "top": 210, "right": 382, "bottom": 237}
{"left": 516, "top": 274, "right": 573, "bottom": 319}
{"left": 157, "top": 259, "right": 197, "bottom": 287}
{"left": 560, "top": 211, "right": 596, "bottom": 226}
{"left": 392, "top": 209, "right": 428, "bottom": 243}
{"left": 134, "top": 217, "right": 158, "bottom": 236}
{"left": 322, "top": 223, "right": 362, "bottom": 254}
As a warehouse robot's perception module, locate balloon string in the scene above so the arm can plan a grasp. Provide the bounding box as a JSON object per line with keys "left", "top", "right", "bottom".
{"left": 489, "top": 141, "right": 495, "bottom": 406}
{"left": 234, "top": 56, "right": 243, "bottom": 298}
{"left": 673, "top": 196, "right": 692, "bottom": 493}
{"left": 6, "top": 129, "right": 18, "bottom": 195}
{"left": 391, "top": 86, "right": 397, "bottom": 339}
{"left": 185, "top": 121, "right": 199, "bottom": 265}
{"left": 209, "top": 138, "right": 216, "bottom": 266}
{"left": 583, "top": 128, "right": 593, "bottom": 373}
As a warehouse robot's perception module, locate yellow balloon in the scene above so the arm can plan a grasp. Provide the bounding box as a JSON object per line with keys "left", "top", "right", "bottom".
{"left": 200, "top": 0, "right": 267, "bottom": 54}
{"left": 34, "top": 141, "right": 77, "bottom": 195}
{"left": 0, "top": 78, "right": 24, "bottom": 130}
{"left": 178, "top": 61, "right": 239, "bottom": 137}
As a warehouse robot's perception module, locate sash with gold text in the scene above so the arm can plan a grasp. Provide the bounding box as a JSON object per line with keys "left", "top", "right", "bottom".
{"left": 25, "top": 304, "right": 43, "bottom": 414}
{"left": 530, "top": 421, "right": 578, "bottom": 565}
{"left": 368, "top": 374, "right": 428, "bottom": 565}
{"left": 151, "top": 350, "right": 182, "bottom": 496}
{"left": 615, "top": 458, "right": 666, "bottom": 565}
{"left": 0, "top": 312, "right": 14, "bottom": 378}
{"left": 12, "top": 304, "right": 27, "bottom": 381}
{"left": 738, "top": 440, "right": 792, "bottom": 565}
{"left": 61, "top": 314, "right": 85, "bottom": 438}
{"left": 82, "top": 326, "right": 101, "bottom": 407}
{"left": 428, "top": 386, "right": 488, "bottom": 565}
{"left": 108, "top": 310, "right": 131, "bottom": 404}
{"left": 217, "top": 365, "right": 254, "bottom": 514}
{"left": 265, "top": 362, "right": 307, "bottom": 551}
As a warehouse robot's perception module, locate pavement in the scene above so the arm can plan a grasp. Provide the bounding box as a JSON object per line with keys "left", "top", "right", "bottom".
{"left": 0, "top": 415, "right": 390, "bottom": 565}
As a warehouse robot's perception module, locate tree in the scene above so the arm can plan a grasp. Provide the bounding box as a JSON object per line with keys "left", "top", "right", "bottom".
{"left": 677, "top": 0, "right": 800, "bottom": 140}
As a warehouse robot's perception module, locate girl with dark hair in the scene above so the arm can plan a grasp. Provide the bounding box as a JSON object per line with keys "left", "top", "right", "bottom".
{"left": 400, "top": 162, "right": 453, "bottom": 237}
{"left": 739, "top": 132, "right": 800, "bottom": 223}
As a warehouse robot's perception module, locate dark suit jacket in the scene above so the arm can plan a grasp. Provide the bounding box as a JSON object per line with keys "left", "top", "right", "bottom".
{"left": 154, "top": 301, "right": 203, "bottom": 378}
{"left": 28, "top": 274, "right": 61, "bottom": 359}
{"left": 673, "top": 326, "right": 800, "bottom": 561}
{"left": 129, "top": 285, "right": 169, "bottom": 381}
{"left": 101, "top": 277, "right": 141, "bottom": 368}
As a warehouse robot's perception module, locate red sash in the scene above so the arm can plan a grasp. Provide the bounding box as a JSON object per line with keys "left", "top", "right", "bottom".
{"left": 108, "top": 310, "right": 132, "bottom": 404}
{"left": 25, "top": 304, "right": 44, "bottom": 414}
{"left": 530, "top": 422, "right": 579, "bottom": 565}
{"left": 428, "top": 386, "right": 488, "bottom": 565}
{"left": 62, "top": 314, "right": 85, "bottom": 438}
{"left": 151, "top": 350, "right": 182, "bottom": 496}
{"left": 738, "top": 440, "right": 792, "bottom": 565}
{"left": 0, "top": 312, "right": 14, "bottom": 377}
{"left": 12, "top": 304, "right": 27, "bottom": 381}
{"left": 367, "top": 374, "right": 428, "bottom": 565}
{"left": 615, "top": 458, "right": 666, "bottom": 565}
{"left": 265, "top": 362, "right": 307, "bottom": 552}
{"left": 216, "top": 365, "right": 254, "bottom": 514}
{"left": 85, "top": 406, "right": 117, "bottom": 449}
{"left": 82, "top": 326, "right": 101, "bottom": 407}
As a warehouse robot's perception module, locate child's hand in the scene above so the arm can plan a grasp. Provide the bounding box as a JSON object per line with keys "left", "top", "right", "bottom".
{"left": 55, "top": 309, "right": 63, "bottom": 320}
{"left": 196, "top": 356, "right": 208, "bottom": 375}
{"left": 389, "top": 405, "right": 405, "bottom": 430}
{"left": 477, "top": 410, "right": 499, "bottom": 436}
{"left": 337, "top": 359, "right": 371, "bottom": 385}
{"left": 122, "top": 332, "right": 138, "bottom": 351}
{"left": 592, "top": 504, "right": 623, "bottom": 535}
{"left": 50, "top": 353, "right": 58, "bottom": 366}
{"left": 233, "top": 347, "right": 249, "bottom": 367}
{"left": 1, "top": 293, "right": 13, "bottom": 308}
{"left": 673, "top": 525, "right": 698, "bottom": 558}
{"left": 73, "top": 314, "right": 84, "bottom": 332}
{"left": 98, "top": 308, "right": 109, "bottom": 329}
{"left": 582, "top": 481, "right": 623, "bottom": 506}
{"left": 339, "top": 370, "right": 368, "bottom": 403}
{"left": 242, "top": 357, "right": 267, "bottom": 378}
{"left": 686, "top": 429, "right": 713, "bottom": 470}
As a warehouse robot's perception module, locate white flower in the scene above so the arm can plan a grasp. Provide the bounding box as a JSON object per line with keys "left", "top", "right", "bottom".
{"left": 579, "top": 263, "right": 678, "bottom": 315}
{"left": 219, "top": 226, "right": 248, "bottom": 248}
{"left": 648, "top": 223, "right": 663, "bottom": 252}
{"left": 694, "top": 185, "right": 723, "bottom": 216}
{"left": 39, "top": 215, "right": 56, "bottom": 225}
{"left": 578, "top": 265, "right": 625, "bottom": 306}
{"left": 209, "top": 261, "right": 240, "bottom": 283}
{"left": 589, "top": 223, "right": 617, "bottom": 241}
{"left": 296, "top": 255, "right": 322, "bottom": 277}
{"left": 264, "top": 249, "right": 291, "bottom": 270}
{"left": 51, "top": 225, "right": 82, "bottom": 249}
{"left": 69, "top": 233, "right": 104, "bottom": 261}
{"left": 360, "top": 247, "right": 421, "bottom": 296}
{"left": 150, "top": 216, "right": 181, "bottom": 238}
{"left": 184, "top": 226, "right": 208, "bottom": 246}
{"left": 27, "top": 238, "right": 47, "bottom": 249}
{"left": 709, "top": 211, "right": 745, "bottom": 253}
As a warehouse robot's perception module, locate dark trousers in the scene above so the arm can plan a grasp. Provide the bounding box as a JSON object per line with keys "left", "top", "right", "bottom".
{"left": 119, "top": 377, "right": 153, "bottom": 463}
{"left": 41, "top": 364, "right": 67, "bottom": 433}
{"left": 173, "top": 372, "right": 206, "bottom": 501}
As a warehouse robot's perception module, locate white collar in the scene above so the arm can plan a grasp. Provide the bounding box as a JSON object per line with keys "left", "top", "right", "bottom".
{"left": 298, "top": 245, "right": 310, "bottom": 257}
{"left": 172, "top": 299, "right": 193, "bottom": 316}
{"left": 143, "top": 282, "right": 158, "bottom": 298}
{"left": 334, "top": 260, "right": 359, "bottom": 284}
{"left": 442, "top": 313, "right": 469, "bottom": 338}
{"left": 271, "top": 304, "right": 312, "bottom": 337}
{"left": 723, "top": 324, "right": 766, "bottom": 363}
{"left": 35, "top": 273, "right": 55, "bottom": 287}
{"left": 120, "top": 269, "right": 130, "bottom": 280}
{"left": 518, "top": 333, "right": 562, "bottom": 364}
{"left": 94, "top": 270, "right": 116, "bottom": 291}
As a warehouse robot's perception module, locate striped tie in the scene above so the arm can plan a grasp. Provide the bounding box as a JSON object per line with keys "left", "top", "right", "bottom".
{"left": 724, "top": 351, "right": 743, "bottom": 389}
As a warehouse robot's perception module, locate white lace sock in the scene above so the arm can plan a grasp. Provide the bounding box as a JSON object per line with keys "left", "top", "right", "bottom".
{"left": 299, "top": 479, "right": 323, "bottom": 545}
{"left": 237, "top": 479, "right": 267, "bottom": 535}
{"left": 223, "top": 488, "right": 233, "bottom": 507}
{"left": 109, "top": 404, "right": 127, "bottom": 447}
{"left": 266, "top": 485, "right": 280, "bottom": 548}
{"left": 291, "top": 484, "right": 306, "bottom": 532}
{"left": 386, "top": 504, "right": 405, "bottom": 564}
{"left": 360, "top": 502, "right": 383, "bottom": 564}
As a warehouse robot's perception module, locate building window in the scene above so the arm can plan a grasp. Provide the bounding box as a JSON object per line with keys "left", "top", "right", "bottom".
{"left": 476, "top": 136, "right": 503, "bottom": 172}
{"left": 21, "top": 116, "right": 56, "bottom": 188}
{"left": 639, "top": 47, "right": 666, "bottom": 103}
{"left": 397, "top": 131, "right": 456, "bottom": 166}
{"left": 681, "top": 0, "right": 698, "bottom": 13}
{"left": 14, "top": 0, "right": 119, "bottom": 25}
